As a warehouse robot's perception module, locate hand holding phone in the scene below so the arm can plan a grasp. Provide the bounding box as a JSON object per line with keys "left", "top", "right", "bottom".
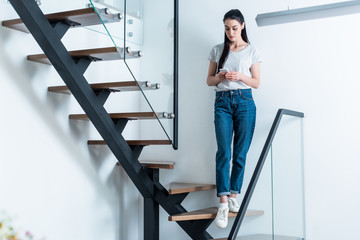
{"left": 219, "top": 68, "right": 229, "bottom": 73}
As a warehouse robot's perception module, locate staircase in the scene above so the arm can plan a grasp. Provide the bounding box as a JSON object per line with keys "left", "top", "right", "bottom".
{"left": 2, "top": 1, "right": 305, "bottom": 239}
{"left": 2, "top": 1, "right": 249, "bottom": 239}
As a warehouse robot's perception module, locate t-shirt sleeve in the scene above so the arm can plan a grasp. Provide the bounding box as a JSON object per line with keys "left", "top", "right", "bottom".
{"left": 252, "top": 47, "right": 262, "bottom": 64}
{"left": 208, "top": 46, "right": 217, "bottom": 63}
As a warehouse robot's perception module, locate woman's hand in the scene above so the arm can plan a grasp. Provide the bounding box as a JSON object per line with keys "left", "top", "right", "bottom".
{"left": 223, "top": 63, "right": 261, "bottom": 89}
{"left": 207, "top": 61, "right": 226, "bottom": 86}
{"left": 217, "top": 72, "right": 227, "bottom": 81}
{"left": 225, "top": 71, "right": 243, "bottom": 81}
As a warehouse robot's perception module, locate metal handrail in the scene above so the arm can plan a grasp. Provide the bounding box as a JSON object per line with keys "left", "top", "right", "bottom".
{"left": 228, "top": 108, "right": 304, "bottom": 239}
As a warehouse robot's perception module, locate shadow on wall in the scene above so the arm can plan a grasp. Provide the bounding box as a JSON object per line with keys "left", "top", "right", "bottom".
{"left": 0, "top": 24, "right": 117, "bottom": 205}
{"left": 107, "top": 164, "right": 142, "bottom": 240}
{"left": 86, "top": 137, "right": 142, "bottom": 239}
{"left": 47, "top": 91, "right": 72, "bottom": 117}
{"left": 88, "top": 145, "right": 113, "bottom": 172}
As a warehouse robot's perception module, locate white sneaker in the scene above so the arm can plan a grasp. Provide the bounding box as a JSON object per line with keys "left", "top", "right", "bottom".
{"left": 228, "top": 198, "right": 240, "bottom": 213}
{"left": 215, "top": 207, "right": 229, "bottom": 228}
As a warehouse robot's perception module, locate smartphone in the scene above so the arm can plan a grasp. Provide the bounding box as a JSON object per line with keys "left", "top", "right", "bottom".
{"left": 219, "top": 68, "right": 229, "bottom": 73}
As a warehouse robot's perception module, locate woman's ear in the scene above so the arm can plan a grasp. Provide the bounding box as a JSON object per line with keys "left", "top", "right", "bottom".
{"left": 241, "top": 22, "right": 245, "bottom": 30}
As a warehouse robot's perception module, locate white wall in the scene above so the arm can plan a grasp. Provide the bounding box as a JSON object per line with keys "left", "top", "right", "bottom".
{"left": 1, "top": 0, "right": 360, "bottom": 239}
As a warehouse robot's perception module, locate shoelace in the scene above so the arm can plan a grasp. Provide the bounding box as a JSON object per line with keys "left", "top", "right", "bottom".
{"left": 230, "top": 199, "right": 239, "bottom": 207}
{"left": 218, "top": 208, "right": 227, "bottom": 219}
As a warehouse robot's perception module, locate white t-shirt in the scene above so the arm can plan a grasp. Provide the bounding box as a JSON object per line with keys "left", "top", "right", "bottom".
{"left": 208, "top": 43, "right": 262, "bottom": 91}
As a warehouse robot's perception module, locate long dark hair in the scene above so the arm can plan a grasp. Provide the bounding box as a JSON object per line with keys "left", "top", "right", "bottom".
{"left": 218, "top": 9, "right": 249, "bottom": 72}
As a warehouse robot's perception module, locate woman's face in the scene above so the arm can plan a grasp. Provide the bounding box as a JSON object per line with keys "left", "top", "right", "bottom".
{"left": 224, "top": 19, "right": 244, "bottom": 42}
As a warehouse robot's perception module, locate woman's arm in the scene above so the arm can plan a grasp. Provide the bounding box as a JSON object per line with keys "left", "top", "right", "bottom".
{"left": 225, "top": 62, "right": 261, "bottom": 89}
{"left": 206, "top": 60, "right": 226, "bottom": 86}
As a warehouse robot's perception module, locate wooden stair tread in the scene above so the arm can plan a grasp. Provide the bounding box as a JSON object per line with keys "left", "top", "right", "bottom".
{"left": 48, "top": 81, "right": 158, "bottom": 94}
{"left": 88, "top": 140, "right": 172, "bottom": 146}
{"left": 27, "top": 47, "right": 139, "bottom": 65}
{"left": 116, "top": 161, "right": 175, "bottom": 169}
{"left": 168, "top": 207, "right": 264, "bottom": 221}
{"left": 69, "top": 112, "right": 172, "bottom": 120}
{"left": 214, "top": 234, "right": 302, "bottom": 240}
{"left": 2, "top": 8, "right": 120, "bottom": 33}
{"left": 169, "top": 182, "right": 216, "bottom": 195}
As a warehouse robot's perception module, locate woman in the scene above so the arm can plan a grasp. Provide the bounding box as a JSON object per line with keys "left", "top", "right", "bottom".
{"left": 207, "top": 9, "right": 261, "bottom": 228}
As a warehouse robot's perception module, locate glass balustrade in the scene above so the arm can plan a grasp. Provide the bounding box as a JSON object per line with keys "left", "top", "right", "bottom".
{"left": 229, "top": 111, "right": 305, "bottom": 240}
{"left": 271, "top": 115, "right": 305, "bottom": 240}
{"left": 87, "top": 0, "right": 176, "bottom": 146}
{"left": 235, "top": 152, "right": 274, "bottom": 239}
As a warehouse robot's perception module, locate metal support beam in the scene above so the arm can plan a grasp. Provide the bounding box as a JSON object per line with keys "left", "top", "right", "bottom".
{"left": 131, "top": 145, "right": 144, "bottom": 161}
{"left": 144, "top": 169, "right": 159, "bottom": 240}
{"left": 51, "top": 21, "right": 70, "bottom": 39}
{"left": 177, "top": 220, "right": 213, "bottom": 240}
{"left": 114, "top": 119, "right": 129, "bottom": 134}
{"left": 94, "top": 89, "right": 111, "bottom": 106}
{"left": 165, "top": 192, "right": 188, "bottom": 206}
{"left": 192, "top": 219, "right": 215, "bottom": 240}
{"left": 74, "top": 57, "right": 92, "bottom": 75}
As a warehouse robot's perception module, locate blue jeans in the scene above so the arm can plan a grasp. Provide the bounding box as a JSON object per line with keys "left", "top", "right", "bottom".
{"left": 214, "top": 89, "right": 256, "bottom": 197}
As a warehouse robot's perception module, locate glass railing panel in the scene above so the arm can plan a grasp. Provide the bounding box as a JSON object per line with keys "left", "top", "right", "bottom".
{"left": 87, "top": 0, "right": 143, "bottom": 45}
{"left": 234, "top": 151, "right": 274, "bottom": 238}
{"left": 271, "top": 115, "right": 305, "bottom": 240}
{"left": 125, "top": 0, "right": 174, "bottom": 142}
{"left": 91, "top": 0, "right": 143, "bottom": 45}
{"left": 86, "top": 0, "right": 175, "bottom": 144}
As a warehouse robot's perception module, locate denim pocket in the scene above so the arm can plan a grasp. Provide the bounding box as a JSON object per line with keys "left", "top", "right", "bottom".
{"left": 240, "top": 91, "right": 253, "bottom": 101}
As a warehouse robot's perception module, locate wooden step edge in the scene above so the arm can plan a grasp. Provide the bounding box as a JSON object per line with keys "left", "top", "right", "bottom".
{"left": 2, "top": 8, "right": 96, "bottom": 27}
{"left": 48, "top": 85, "right": 71, "bottom": 94}
{"left": 2, "top": 8, "right": 121, "bottom": 33}
{"left": 27, "top": 47, "right": 117, "bottom": 65}
{"left": 116, "top": 161, "right": 175, "bottom": 169}
{"left": 69, "top": 112, "right": 161, "bottom": 120}
{"left": 48, "top": 81, "right": 159, "bottom": 94}
{"left": 27, "top": 46, "right": 141, "bottom": 65}
{"left": 168, "top": 207, "right": 264, "bottom": 221}
{"left": 1, "top": 18, "right": 25, "bottom": 32}
{"left": 88, "top": 140, "right": 172, "bottom": 146}
{"left": 168, "top": 182, "right": 216, "bottom": 195}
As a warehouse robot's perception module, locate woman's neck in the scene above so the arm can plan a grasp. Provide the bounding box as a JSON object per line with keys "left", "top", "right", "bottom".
{"left": 230, "top": 40, "right": 248, "bottom": 48}
{"left": 229, "top": 40, "right": 248, "bottom": 52}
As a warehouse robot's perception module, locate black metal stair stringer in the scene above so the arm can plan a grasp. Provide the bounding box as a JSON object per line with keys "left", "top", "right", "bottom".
{"left": 51, "top": 21, "right": 70, "bottom": 39}
{"left": 9, "top": 0, "right": 154, "bottom": 199}
{"left": 74, "top": 57, "right": 92, "bottom": 75}
{"left": 114, "top": 119, "right": 129, "bottom": 134}
{"left": 94, "top": 89, "right": 111, "bottom": 106}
